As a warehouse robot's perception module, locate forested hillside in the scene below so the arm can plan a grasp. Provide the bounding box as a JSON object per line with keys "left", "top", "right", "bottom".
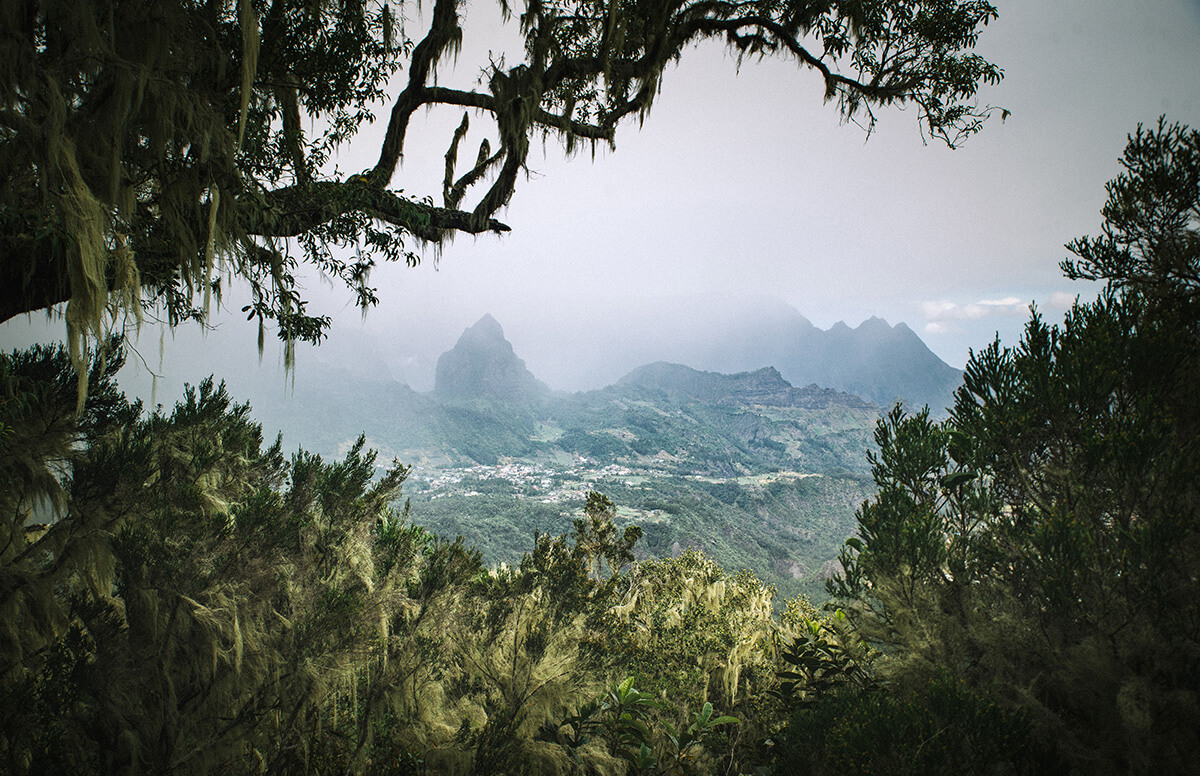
{"left": 230, "top": 322, "right": 883, "bottom": 601}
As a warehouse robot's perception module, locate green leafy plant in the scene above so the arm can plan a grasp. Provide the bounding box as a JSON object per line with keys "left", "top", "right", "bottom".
{"left": 602, "top": 677, "right": 664, "bottom": 754}
{"left": 546, "top": 677, "right": 738, "bottom": 775}
{"left": 775, "top": 613, "right": 875, "bottom": 710}
{"left": 657, "top": 701, "right": 740, "bottom": 775}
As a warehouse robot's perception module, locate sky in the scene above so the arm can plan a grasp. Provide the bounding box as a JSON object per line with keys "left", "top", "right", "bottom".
{"left": 4, "top": 0, "right": 1200, "bottom": 393}
{"left": 310, "top": 0, "right": 1200, "bottom": 373}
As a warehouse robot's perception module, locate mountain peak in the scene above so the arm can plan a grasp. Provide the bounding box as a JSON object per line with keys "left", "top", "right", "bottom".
{"left": 434, "top": 316, "right": 548, "bottom": 401}
{"left": 619, "top": 362, "right": 790, "bottom": 401}
{"left": 458, "top": 313, "right": 507, "bottom": 345}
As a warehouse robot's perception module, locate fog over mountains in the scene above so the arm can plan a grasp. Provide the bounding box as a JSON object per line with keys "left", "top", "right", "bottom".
{"left": 315, "top": 293, "right": 962, "bottom": 412}
{"left": 2, "top": 293, "right": 962, "bottom": 438}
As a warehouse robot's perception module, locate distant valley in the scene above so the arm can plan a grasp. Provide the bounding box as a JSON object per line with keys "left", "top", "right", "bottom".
{"left": 242, "top": 313, "right": 914, "bottom": 600}
{"left": 15, "top": 298, "right": 963, "bottom": 601}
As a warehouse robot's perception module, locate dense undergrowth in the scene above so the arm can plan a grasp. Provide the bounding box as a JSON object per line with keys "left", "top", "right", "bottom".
{"left": 0, "top": 340, "right": 820, "bottom": 775}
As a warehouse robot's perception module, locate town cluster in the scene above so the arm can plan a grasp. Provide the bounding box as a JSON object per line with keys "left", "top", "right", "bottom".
{"left": 410, "top": 459, "right": 642, "bottom": 503}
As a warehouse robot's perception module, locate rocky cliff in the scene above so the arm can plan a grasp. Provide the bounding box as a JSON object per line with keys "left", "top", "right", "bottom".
{"left": 433, "top": 314, "right": 550, "bottom": 402}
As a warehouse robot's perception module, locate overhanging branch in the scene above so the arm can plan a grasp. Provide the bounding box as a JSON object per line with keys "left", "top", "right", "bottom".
{"left": 251, "top": 181, "right": 510, "bottom": 242}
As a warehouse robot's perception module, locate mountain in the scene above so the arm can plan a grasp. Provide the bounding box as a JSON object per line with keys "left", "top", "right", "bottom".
{"left": 491, "top": 295, "right": 961, "bottom": 411}
{"left": 434, "top": 314, "right": 550, "bottom": 402}
{"left": 648, "top": 302, "right": 962, "bottom": 412}
{"left": 780, "top": 316, "right": 963, "bottom": 412}
{"left": 618, "top": 362, "right": 875, "bottom": 409}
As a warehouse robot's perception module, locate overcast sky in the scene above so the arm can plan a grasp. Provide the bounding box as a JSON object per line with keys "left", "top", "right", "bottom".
{"left": 316, "top": 0, "right": 1200, "bottom": 372}
{"left": 5, "top": 0, "right": 1200, "bottom": 392}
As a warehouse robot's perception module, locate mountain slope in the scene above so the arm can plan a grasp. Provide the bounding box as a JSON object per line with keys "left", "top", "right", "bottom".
{"left": 780, "top": 316, "right": 962, "bottom": 411}
{"left": 434, "top": 314, "right": 550, "bottom": 401}
{"left": 617, "top": 362, "right": 875, "bottom": 409}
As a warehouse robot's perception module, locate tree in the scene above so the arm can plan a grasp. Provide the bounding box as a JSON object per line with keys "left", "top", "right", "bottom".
{"left": 1, "top": 0, "right": 1004, "bottom": 374}
{"left": 829, "top": 120, "right": 1200, "bottom": 773}
{"left": 1062, "top": 118, "right": 1200, "bottom": 306}
{"left": 574, "top": 490, "right": 641, "bottom": 580}
{"left": 0, "top": 341, "right": 435, "bottom": 775}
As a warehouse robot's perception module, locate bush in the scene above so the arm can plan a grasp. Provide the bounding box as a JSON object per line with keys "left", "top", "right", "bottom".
{"left": 774, "top": 674, "right": 1060, "bottom": 776}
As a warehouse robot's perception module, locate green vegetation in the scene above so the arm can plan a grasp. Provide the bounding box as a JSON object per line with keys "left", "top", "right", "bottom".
{"left": 0, "top": 343, "right": 825, "bottom": 773}
{"left": 822, "top": 119, "right": 1200, "bottom": 774}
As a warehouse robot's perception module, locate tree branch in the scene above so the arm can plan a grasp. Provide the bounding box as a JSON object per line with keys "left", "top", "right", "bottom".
{"left": 251, "top": 181, "right": 510, "bottom": 242}
{"left": 675, "top": 15, "right": 904, "bottom": 104}
{"left": 371, "top": 0, "right": 463, "bottom": 185}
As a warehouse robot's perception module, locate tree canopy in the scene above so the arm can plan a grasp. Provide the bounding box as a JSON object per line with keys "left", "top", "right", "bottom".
{"left": 827, "top": 119, "right": 1200, "bottom": 774}
{"left": 1, "top": 338, "right": 808, "bottom": 775}
{"left": 1, "top": 0, "right": 1003, "bottom": 372}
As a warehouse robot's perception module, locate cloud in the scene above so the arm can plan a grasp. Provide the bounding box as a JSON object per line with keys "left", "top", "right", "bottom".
{"left": 921, "top": 297, "right": 1029, "bottom": 323}
{"left": 1048, "top": 291, "right": 1077, "bottom": 308}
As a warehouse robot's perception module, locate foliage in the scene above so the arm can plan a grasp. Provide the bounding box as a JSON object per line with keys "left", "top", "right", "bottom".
{"left": 2, "top": 0, "right": 1004, "bottom": 395}
{"left": 575, "top": 491, "right": 642, "bottom": 580}
{"left": 775, "top": 673, "right": 1059, "bottom": 776}
{"left": 605, "top": 551, "right": 773, "bottom": 709}
{"left": 602, "top": 551, "right": 802, "bottom": 774}
{"left": 392, "top": 506, "right": 784, "bottom": 774}
{"left": 1062, "top": 118, "right": 1200, "bottom": 305}
{"left": 774, "top": 610, "right": 874, "bottom": 710}
{"left": 827, "top": 120, "right": 1200, "bottom": 773}
{"left": 0, "top": 340, "right": 465, "bottom": 775}
{"left": 546, "top": 677, "right": 739, "bottom": 776}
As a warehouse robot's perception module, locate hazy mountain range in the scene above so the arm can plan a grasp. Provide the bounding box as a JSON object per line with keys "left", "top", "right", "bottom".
{"left": 247, "top": 313, "right": 879, "bottom": 472}
{"left": 303, "top": 294, "right": 962, "bottom": 413}
{"left": 282, "top": 314, "right": 883, "bottom": 600}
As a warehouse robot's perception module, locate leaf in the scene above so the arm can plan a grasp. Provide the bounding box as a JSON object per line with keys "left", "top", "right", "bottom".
{"left": 662, "top": 720, "right": 680, "bottom": 748}
{"left": 636, "top": 742, "right": 655, "bottom": 769}
{"left": 940, "top": 471, "right": 977, "bottom": 489}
